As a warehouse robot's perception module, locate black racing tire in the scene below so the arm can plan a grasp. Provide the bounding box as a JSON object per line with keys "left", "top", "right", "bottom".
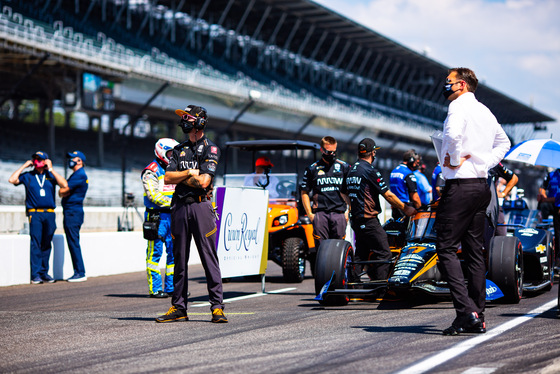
{"left": 314, "top": 239, "right": 354, "bottom": 306}
{"left": 282, "top": 237, "right": 306, "bottom": 283}
{"left": 488, "top": 236, "right": 523, "bottom": 304}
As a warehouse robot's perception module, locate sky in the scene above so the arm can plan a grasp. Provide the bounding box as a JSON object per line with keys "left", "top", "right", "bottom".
{"left": 313, "top": 0, "right": 560, "bottom": 142}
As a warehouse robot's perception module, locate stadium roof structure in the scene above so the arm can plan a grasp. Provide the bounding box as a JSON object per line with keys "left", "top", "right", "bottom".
{"left": 152, "top": 0, "right": 553, "bottom": 125}
{"left": 0, "top": 0, "right": 553, "bottom": 131}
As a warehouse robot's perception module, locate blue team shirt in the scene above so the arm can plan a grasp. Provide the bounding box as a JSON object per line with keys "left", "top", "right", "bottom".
{"left": 390, "top": 163, "right": 417, "bottom": 203}
{"left": 62, "top": 168, "right": 88, "bottom": 210}
{"left": 413, "top": 170, "right": 432, "bottom": 205}
{"left": 431, "top": 164, "right": 444, "bottom": 202}
{"left": 543, "top": 169, "right": 560, "bottom": 197}
{"left": 18, "top": 170, "right": 57, "bottom": 210}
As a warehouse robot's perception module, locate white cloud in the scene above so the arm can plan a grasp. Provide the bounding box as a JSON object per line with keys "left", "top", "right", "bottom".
{"left": 313, "top": 0, "right": 560, "bottom": 140}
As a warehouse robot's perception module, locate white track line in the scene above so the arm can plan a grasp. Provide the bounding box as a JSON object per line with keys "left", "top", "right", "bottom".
{"left": 191, "top": 287, "right": 297, "bottom": 308}
{"left": 394, "top": 299, "right": 558, "bottom": 374}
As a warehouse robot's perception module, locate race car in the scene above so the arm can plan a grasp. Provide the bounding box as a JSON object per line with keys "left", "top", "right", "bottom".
{"left": 314, "top": 204, "right": 531, "bottom": 306}
{"left": 501, "top": 198, "right": 554, "bottom": 293}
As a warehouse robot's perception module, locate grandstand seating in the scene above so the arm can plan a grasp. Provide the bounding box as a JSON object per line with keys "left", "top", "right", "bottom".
{"left": 0, "top": 120, "right": 154, "bottom": 206}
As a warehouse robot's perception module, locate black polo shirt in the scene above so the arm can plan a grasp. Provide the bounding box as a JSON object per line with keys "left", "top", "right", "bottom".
{"left": 167, "top": 135, "right": 220, "bottom": 200}
{"left": 346, "top": 159, "right": 389, "bottom": 220}
{"left": 301, "top": 158, "right": 350, "bottom": 213}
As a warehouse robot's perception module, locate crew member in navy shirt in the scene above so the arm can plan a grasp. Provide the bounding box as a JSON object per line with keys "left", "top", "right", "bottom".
{"left": 9, "top": 151, "right": 69, "bottom": 284}
{"left": 60, "top": 150, "right": 89, "bottom": 282}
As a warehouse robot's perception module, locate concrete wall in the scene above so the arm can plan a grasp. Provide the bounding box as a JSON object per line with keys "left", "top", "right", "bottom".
{"left": 0, "top": 205, "right": 146, "bottom": 234}
{"left": 0, "top": 232, "right": 201, "bottom": 287}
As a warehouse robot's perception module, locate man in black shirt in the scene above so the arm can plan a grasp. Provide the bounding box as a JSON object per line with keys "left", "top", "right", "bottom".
{"left": 155, "top": 104, "right": 227, "bottom": 324}
{"left": 301, "top": 136, "right": 350, "bottom": 250}
{"left": 346, "top": 138, "right": 416, "bottom": 280}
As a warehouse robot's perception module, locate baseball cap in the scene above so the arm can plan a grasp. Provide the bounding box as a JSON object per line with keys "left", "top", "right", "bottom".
{"left": 32, "top": 151, "right": 49, "bottom": 160}
{"left": 175, "top": 105, "right": 208, "bottom": 119}
{"left": 67, "top": 150, "right": 86, "bottom": 163}
{"left": 358, "top": 138, "right": 380, "bottom": 154}
{"left": 256, "top": 156, "right": 274, "bottom": 167}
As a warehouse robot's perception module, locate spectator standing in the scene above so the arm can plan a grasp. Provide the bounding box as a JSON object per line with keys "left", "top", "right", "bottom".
{"left": 436, "top": 67, "right": 510, "bottom": 336}
{"left": 346, "top": 138, "right": 416, "bottom": 280}
{"left": 389, "top": 149, "right": 422, "bottom": 219}
{"left": 9, "top": 151, "right": 69, "bottom": 284}
{"left": 60, "top": 150, "right": 89, "bottom": 282}
{"left": 155, "top": 105, "right": 227, "bottom": 324}
{"left": 142, "top": 139, "right": 178, "bottom": 297}
{"left": 301, "top": 136, "right": 351, "bottom": 251}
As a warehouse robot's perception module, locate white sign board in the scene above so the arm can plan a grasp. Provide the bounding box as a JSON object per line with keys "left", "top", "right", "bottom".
{"left": 214, "top": 187, "right": 269, "bottom": 278}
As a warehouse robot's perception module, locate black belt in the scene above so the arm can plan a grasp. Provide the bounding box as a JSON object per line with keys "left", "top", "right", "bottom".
{"left": 446, "top": 178, "right": 487, "bottom": 185}
{"left": 146, "top": 208, "right": 171, "bottom": 214}
{"left": 181, "top": 196, "right": 208, "bottom": 204}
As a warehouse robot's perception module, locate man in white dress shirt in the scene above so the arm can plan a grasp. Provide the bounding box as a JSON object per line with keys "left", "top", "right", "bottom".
{"left": 436, "top": 67, "right": 510, "bottom": 336}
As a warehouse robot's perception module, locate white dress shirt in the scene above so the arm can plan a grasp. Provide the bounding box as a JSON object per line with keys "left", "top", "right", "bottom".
{"left": 440, "top": 92, "right": 510, "bottom": 180}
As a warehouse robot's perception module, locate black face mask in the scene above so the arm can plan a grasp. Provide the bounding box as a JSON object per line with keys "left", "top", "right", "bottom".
{"left": 323, "top": 152, "right": 336, "bottom": 163}
{"left": 179, "top": 120, "right": 194, "bottom": 134}
{"left": 68, "top": 160, "right": 77, "bottom": 169}
{"left": 442, "top": 83, "right": 458, "bottom": 99}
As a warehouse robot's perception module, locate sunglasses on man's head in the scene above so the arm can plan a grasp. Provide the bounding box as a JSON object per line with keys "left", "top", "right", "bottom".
{"left": 182, "top": 113, "right": 197, "bottom": 121}
{"left": 323, "top": 150, "right": 336, "bottom": 155}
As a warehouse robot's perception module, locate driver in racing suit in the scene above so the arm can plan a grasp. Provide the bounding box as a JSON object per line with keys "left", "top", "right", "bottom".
{"left": 141, "top": 138, "right": 178, "bottom": 298}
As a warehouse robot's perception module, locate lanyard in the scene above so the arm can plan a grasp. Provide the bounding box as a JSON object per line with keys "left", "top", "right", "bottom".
{"left": 35, "top": 173, "right": 46, "bottom": 189}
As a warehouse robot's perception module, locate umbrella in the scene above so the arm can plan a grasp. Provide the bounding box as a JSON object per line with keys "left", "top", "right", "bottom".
{"left": 504, "top": 139, "right": 560, "bottom": 169}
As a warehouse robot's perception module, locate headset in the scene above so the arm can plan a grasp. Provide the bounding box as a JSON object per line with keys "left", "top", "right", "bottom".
{"left": 179, "top": 106, "right": 208, "bottom": 132}
{"left": 192, "top": 114, "right": 207, "bottom": 130}
{"left": 404, "top": 149, "right": 419, "bottom": 167}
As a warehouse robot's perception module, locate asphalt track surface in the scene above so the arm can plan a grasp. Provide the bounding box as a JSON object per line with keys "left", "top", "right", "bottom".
{"left": 1, "top": 262, "right": 560, "bottom": 374}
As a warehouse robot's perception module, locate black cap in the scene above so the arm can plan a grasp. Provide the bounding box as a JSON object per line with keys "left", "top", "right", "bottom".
{"left": 358, "top": 138, "right": 380, "bottom": 154}
{"left": 175, "top": 105, "right": 208, "bottom": 120}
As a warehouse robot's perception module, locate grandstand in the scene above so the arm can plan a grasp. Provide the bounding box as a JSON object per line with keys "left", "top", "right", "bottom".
{"left": 0, "top": 0, "right": 554, "bottom": 208}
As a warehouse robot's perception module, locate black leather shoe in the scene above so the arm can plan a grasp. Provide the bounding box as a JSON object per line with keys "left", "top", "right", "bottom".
{"left": 442, "top": 324, "right": 464, "bottom": 336}
{"left": 465, "top": 321, "right": 486, "bottom": 333}
{"left": 443, "top": 312, "right": 481, "bottom": 336}
{"left": 464, "top": 312, "right": 483, "bottom": 330}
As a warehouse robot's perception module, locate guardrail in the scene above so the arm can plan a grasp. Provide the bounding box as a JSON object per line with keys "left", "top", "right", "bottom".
{"left": 0, "top": 6, "right": 436, "bottom": 141}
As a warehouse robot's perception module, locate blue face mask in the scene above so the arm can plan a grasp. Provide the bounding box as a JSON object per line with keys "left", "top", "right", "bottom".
{"left": 68, "top": 160, "right": 77, "bottom": 169}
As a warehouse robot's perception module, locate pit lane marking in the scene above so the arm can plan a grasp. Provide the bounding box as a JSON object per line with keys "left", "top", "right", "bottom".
{"left": 191, "top": 287, "right": 297, "bottom": 308}
{"left": 394, "top": 298, "right": 558, "bottom": 374}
